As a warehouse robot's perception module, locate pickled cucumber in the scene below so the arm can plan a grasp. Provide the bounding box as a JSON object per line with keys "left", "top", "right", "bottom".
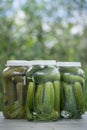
{"left": 73, "top": 82, "right": 85, "bottom": 116}
{"left": 3, "top": 78, "right": 16, "bottom": 105}
{"left": 60, "top": 67, "right": 78, "bottom": 74}
{"left": 33, "top": 68, "right": 60, "bottom": 83}
{"left": 62, "top": 73, "right": 84, "bottom": 84}
{"left": 60, "top": 82, "right": 65, "bottom": 111}
{"left": 16, "top": 82, "right": 25, "bottom": 105}
{"left": 43, "top": 82, "right": 54, "bottom": 114}
{"left": 26, "top": 103, "right": 33, "bottom": 120}
{"left": 26, "top": 65, "right": 42, "bottom": 77}
{"left": 27, "top": 82, "right": 35, "bottom": 111}
{"left": 3, "top": 67, "right": 26, "bottom": 77}
{"left": 62, "top": 82, "right": 77, "bottom": 118}
{"left": 53, "top": 81, "right": 60, "bottom": 115}
{"left": 13, "top": 76, "right": 24, "bottom": 83}
{"left": 34, "top": 84, "right": 44, "bottom": 113}
{"left": 4, "top": 101, "right": 25, "bottom": 119}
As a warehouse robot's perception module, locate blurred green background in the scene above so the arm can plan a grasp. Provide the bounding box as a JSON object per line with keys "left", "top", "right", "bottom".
{"left": 0, "top": 0, "right": 87, "bottom": 111}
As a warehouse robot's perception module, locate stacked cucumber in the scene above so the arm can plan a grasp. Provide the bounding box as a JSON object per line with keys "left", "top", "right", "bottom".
{"left": 3, "top": 61, "right": 85, "bottom": 121}
{"left": 60, "top": 67, "right": 85, "bottom": 118}
{"left": 26, "top": 67, "right": 60, "bottom": 121}
{"left": 26, "top": 81, "right": 60, "bottom": 121}
{"left": 26, "top": 65, "right": 85, "bottom": 120}
{"left": 3, "top": 67, "right": 26, "bottom": 119}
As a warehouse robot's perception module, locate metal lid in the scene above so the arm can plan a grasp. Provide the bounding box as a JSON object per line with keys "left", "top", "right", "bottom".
{"left": 6, "top": 60, "right": 31, "bottom": 66}
{"left": 30, "top": 60, "right": 56, "bottom": 66}
{"left": 57, "top": 62, "right": 81, "bottom": 67}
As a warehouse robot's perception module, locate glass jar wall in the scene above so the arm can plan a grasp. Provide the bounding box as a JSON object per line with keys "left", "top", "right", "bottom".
{"left": 26, "top": 60, "right": 60, "bottom": 121}
{"left": 57, "top": 62, "right": 85, "bottom": 119}
{"left": 2, "top": 60, "right": 30, "bottom": 119}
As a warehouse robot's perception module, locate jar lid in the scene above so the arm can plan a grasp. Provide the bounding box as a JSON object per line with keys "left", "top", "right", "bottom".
{"left": 6, "top": 60, "right": 32, "bottom": 66}
{"left": 30, "top": 60, "right": 56, "bottom": 66}
{"left": 57, "top": 62, "right": 81, "bottom": 67}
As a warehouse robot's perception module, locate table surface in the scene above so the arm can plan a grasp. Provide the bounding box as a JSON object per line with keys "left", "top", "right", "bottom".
{"left": 0, "top": 112, "right": 87, "bottom": 130}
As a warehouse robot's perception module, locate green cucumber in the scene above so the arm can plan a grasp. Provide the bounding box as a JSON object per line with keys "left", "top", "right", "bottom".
{"left": 60, "top": 67, "right": 85, "bottom": 78}
{"left": 33, "top": 68, "right": 60, "bottom": 84}
{"left": 53, "top": 81, "right": 60, "bottom": 114}
{"left": 62, "top": 73, "right": 84, "bottom": 84}
{"left": 16, "top": 82, "right": 25, "bottom": 105}
{"left": 34, "top": 84, "right": 44, "bottom": 113}
{"left": 26, "top": 65, "right": 42, "bottom": 77}
{"left": 27, "top": 82, "right": 34, "bottom": 111}
{"left": 43, "top": 82, "right": 54, "bottom": 114}
{"left": 26, "top": 103, "right": 33, "bottom": 120}
{"left": 62, "top": 82, "right": 77, "bottom": 118}
{"left": 60, "top": 82, "right": 65, "bottom": 111}
{"left": 73, "top": 82, "right": 85, "bottom": 115}
{"left": 60, "top": 67, "right": 78, "bottom": 74}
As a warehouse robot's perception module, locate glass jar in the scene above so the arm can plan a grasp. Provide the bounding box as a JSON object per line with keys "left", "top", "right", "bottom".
{"left": 26, "top": 60, "right": 60, "bottom": 121}
{"left": 57, "top": 62, "right": 85, "bottom": 119}
{"left": 2, "top": 60, "right": 31, "bottom": 119}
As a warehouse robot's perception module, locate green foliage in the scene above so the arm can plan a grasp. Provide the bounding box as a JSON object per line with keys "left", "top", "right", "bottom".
{"left": 0, "top": 0, "right": 87, "bottom": 111}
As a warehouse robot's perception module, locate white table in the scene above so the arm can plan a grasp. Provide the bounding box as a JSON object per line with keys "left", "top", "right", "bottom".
{"left": 0, "top": 112, "right": 87, "bottom": 130}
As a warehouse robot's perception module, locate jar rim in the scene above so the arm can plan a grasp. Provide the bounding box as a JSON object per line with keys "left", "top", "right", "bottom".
{"left": 57, "top": 62, "right": 81, "bottom": 67}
